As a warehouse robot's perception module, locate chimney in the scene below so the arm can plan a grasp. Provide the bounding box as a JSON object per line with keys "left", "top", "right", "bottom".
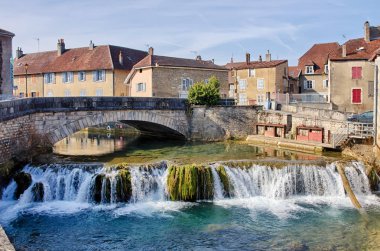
{"left": 246, "top": 53, "right": 251, "bottom": 64}
{"left": 16, "top": 47, "right": 23, "bottom": 59}
{"left": 148, "top": 47, "right": 154, "bottom": 55}
{"left": 119, "top": 51, "right": 123, "bottom": 65}
{"left": 89, "top": 40, "right": 94, "bottom": 50}
{"left": 196, "top": 55, "right": 202, "bottom": 61}
{"left": 342, "top": 44, "right": 347, "bottom": 57}
{"left": 57, "top": 39, "right": 65, "bottom": 56}
{"left": 230, "top": 57, "right": 234, "bottom": 63}
{"left": 258, "top": 55, "right": 262, "bottom": 62}
{"left": 265, "top": 50, "right": 271, "bottom": 62}
{"left": 364, "top": 21, "right": 370, "bottom": 42}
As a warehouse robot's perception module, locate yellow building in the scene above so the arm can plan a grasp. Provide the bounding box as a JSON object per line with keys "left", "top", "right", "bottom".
{"left": 225, "top": 51, "right": 288, "bottom": 105}
{"left": 124, "top": 48, "right": 229, "bottom": 98}
{"left": 13, "top": 39, "right": 147, "bottom": 97}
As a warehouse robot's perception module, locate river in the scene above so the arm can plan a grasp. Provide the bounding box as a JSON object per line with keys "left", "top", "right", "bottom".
{"left": 1, "top": 129, "right": 380, "bottom": 250}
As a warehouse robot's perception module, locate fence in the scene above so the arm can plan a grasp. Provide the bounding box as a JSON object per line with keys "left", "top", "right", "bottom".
{"left": 276, "top": 93, "right": 328, "bottom": 104}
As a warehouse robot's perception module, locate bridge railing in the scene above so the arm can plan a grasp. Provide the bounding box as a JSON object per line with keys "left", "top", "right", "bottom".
{"left": 0, "top": 97, "right": 189, "bottom": 122}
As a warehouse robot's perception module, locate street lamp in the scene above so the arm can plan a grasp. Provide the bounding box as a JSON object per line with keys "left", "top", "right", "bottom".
{"left": 24, "top": 63, "right": 29, "bottom": 97}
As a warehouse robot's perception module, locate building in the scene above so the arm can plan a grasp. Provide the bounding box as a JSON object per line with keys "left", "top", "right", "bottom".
{"left": 297, "top": 42, "right": 340, "bottom": 101}
{"left": 288, "top": 66, "right": 301, "bottom": 93}
{"left": 0, "top": 28, "right": 15, "bottom": 95}
{"left": 13, "top": 39, "right": 147, "bottom": 97}
{"left": 329, "top": 22, "right": 380, "bottom": 113}
{"left": 225, "top": 51, "right": 288, "bottom": 105}
{"left": 370, "top": 49, "right": 380, "bottom": 154}
{"left": 124, "top": 48, "right": 228, "bottom": 98}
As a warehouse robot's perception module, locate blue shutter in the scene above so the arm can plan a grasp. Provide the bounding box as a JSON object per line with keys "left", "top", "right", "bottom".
{"left": 93, "top": 71, "right": 96, "bottom": 82}
{"left": 52, "top": 73, "right": 55, "bottom": 84}
{"left": 44, "top": 74, "right": 47, "bottom": 84}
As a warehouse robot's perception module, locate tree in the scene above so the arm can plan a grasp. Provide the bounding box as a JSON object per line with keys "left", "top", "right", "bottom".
{"left": 188, "top": 76, "right": 220, "bottom": 106}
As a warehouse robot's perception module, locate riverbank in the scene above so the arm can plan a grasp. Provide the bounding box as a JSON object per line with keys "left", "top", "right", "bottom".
{"left": 0, "top": 226, "right": 15, "bottom": 251}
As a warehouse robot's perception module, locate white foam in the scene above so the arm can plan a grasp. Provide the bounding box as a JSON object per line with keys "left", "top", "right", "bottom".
{"left": 113, "top": 201, "right": 195, "bottom": 217}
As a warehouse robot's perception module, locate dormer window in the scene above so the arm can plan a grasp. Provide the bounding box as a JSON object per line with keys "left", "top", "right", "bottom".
{"left": 324, "top": 65, "right": 328, "bottom": 74}
{"left": 305, "top": 66, "right": 314, "bottom": 74}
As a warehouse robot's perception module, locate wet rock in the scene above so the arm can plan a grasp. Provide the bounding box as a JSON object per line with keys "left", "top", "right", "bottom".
{"left": 14, "top": 172, "right": 32, "bottom": 199}
{"left": 103, "top": 177, "right": 111, "bottom": 203}
{"left": 116, "top": 169, "right": 132, "bottom": 202}
{"left": 31, "top": 182, "right": 44, "bottom": 202}
{"left": 216, "top": 166, "right": 233, "bottom": 197}
{"left": 92, "top": 174, "right": 104, "bottom": 203}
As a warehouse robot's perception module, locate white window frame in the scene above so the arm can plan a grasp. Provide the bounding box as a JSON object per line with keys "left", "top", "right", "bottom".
{"left": 257, "top": 78, "right": 264, "bottom": 90}
{"left": 238, "top": 79, "right": 247, "bottom": 90}
{"left": 239, "top": 93, "right": 247, "bottom": 105}
{"left": 323, "top": 79, "right": 329, "bottom": 89}
{"left": 181, "top": 78, "right": 193, "bottom": 91}
{"left": 64, "top": 89, "right": 71, "bottom": 97}
{"left": 304, "top": 80, "right": 314, "bottom": 89}
{"left": 95, "top": 89, "right": 103, "bottom": 96}
{"left": 229, "top": 84, "right": 235, "bottom": 90}
{"left": 44, "top": 73, "right": 55, "bottom": 84}
{"left": 78, "top": 71, "right": 86, "bottom": 82}
{"left": 248, "top": 69, "right": 255, "bottom": 77}
{"left": 93, "top": 70, "right": 106, "bottom": 82}
{"left": 62, "top": 72, "right": 73, "bottom": 83}
{"left": 137, "top": 82, "right": 146, "bottom": 92}
{"left": 351, "top": 87, "right": 363, "bottom": 104}
{"left": 324, "top": 64, "right": 328, "bottom": 74}
{"left": 257, "top": 94, "right": 265, "bottom": 105}
{"left": 305, "top": 66, "right": 314, "bottom": 74}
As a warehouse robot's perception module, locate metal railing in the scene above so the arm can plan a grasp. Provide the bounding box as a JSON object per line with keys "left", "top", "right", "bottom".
{"left": 331, "top": 122, "right": 374, "bottom": 148}
{"left": 0, "top": 95, "right": 20, "bottom": 101}
{"left": 276, "top": 93, "right": 328, "bottom": 104}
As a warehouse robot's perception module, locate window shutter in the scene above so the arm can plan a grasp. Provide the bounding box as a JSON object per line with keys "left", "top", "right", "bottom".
{"left": 52, "top": 73, "right": 55, "bottom": 84}
{"left": 102, "top": 70, "right": 106, "bottom": 81}
{"left": 357, "top": 67, "right": 362, "bottom": 79}
{"left": 352, "top": 67, "right": 356, "bottom": 79}
{"left": 304, "top": 80, "right": 307, "bottom": 89}
{"left": 312, "top": 80, "right": 315, "bottom": 88}
{"left": 352, "top": 89, "right": 362, "bottom": 103}
{"left": 93, "top": 71, "right": 96, "bottom": 82}
{"left": 44, "top": 74, "right": 47, "bottom": 84}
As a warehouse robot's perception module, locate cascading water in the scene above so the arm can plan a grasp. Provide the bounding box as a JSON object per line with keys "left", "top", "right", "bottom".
{"left": 0, "top": 161, "right": 373, "bottom": 206}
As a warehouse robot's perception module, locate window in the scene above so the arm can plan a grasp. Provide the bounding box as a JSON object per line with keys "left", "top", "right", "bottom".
{"left": 47, "top": 90, "right": 53, "bottom": 97}
{"left": 80, "top": 89, "right": 86, "bottom": 96}
{"left": 257, "top": 94, "right": 265, "bottom": 105}
{"left": 324, "top": 64, "right": 329, "bottom": 74}
{"left": 78, "top": 71, "right": 86, "bottom": 82}
{"left": 229, "top": 84, "right": 235, "bottom": 90}
{"left": 238, "top": 79, "right": 247, "bottom": 90}
{"left": 44, "top": 73, "right": 55, "bottom": 84}
{"left": 64, "top": 89, "right": 71, "bottom": 97}
{"left": 248, "top": 69, "right": 255, "bottom": 77}
{"left": 62, "top": 72, "right": 73, "bottom": 83}
{"left": 305, "top": 66, "right": 314, "bottom": 74}
{"left": 351, "top": 88, "right": 362, "bottom": 104}
{"left": 96, "top": 89, "right": 103, "bottom": 96}
{"left": 323, "top": 79, "right": 329, "bottom": 88}
{"left": 352, "top": 67, "right": 362, "bottom": 79}
{"left": 257, "top": 79, "right": 264, "bottom": 90}
{"left": 93, "top": 70, "right": 106, "bottom": 82}
{"left": 368, "top": 81, "right": 374, "bottom": 97}
{"left": 239, "top": 93, "right": 247, "bottom": 105}
{"left": 231, "top": 71, "right": 235, "bottom": 77}
{"left": 137, "top": 82, "right": 146, "bottom": 92}
{"left": 181, "top": 78, "right": 193, "bottom": 91}
{"left": 304, "top": 80, "right": 314, "bottom": 89}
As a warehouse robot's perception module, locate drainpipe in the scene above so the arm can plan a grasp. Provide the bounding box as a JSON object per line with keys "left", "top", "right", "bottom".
{"left": 374, "top": 63, "right": 379, "bottom": 147}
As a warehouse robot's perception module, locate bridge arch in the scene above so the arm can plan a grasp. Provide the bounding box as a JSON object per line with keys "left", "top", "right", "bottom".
{"left": 45, "top": 110, "right": 189, "bottom": 145}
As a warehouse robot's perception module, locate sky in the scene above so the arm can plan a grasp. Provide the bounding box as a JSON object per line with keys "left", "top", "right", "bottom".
{"left": 1, "top": 0, "right": 379, "bottom": 66}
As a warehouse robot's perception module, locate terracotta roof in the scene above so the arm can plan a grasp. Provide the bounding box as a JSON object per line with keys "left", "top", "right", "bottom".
{"left": 225, "top": 59, "right": 287, "bottom": 70}
{"left": 369, "top": 48, "right": 380, "bottom": 61}
{"left": 133, "top": 54, "right": 226, "bottom": 70}
{"left": 0, "top": 28, "right": 15, "bottom": 37}
{"left": 288, "top": 66, "right": 301, "bottom": 78}
{"left": 298, "top": 42, "right": 340, "bottom": 74}
{"left": 14, "top": 45, "right": 147, "bottom": 76}
{"left": 331, "top": 38, "right": 380, "bottom": 61}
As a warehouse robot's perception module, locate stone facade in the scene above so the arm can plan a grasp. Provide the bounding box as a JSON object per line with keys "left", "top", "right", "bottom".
{"left": 0, "top": 29, "right": 14, "bottom": 95}
{"left": 329, "top": 60, "right": 375, "bottom": 113}
{"left": 374, "top": 55, "right": 380, "bottom": 155}
{"left": 129, "top": 66, "right": 229, "bottom": 98}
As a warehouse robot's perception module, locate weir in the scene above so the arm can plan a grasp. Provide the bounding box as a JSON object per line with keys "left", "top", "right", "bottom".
{"left": 0, "top": 161, "right": 372, "bottom": 205}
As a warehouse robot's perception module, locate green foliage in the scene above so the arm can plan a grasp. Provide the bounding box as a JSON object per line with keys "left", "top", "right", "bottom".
{"left": 116, "top": 169, "right": 132, "bottom": 203}
{"left": 167, "top": 164, "right": 214, "bottom": 201}
{"left": 188, "top": 76, "right": 220, "bottom": 106}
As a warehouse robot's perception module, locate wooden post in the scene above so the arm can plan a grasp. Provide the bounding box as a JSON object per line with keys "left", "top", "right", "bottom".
{"left": 337, "top": 162, "right": 362, "bottom": 209}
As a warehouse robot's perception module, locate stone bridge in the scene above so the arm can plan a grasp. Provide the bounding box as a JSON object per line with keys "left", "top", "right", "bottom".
{"left": 0, "top": 97, "right": 261, "bottom": 164}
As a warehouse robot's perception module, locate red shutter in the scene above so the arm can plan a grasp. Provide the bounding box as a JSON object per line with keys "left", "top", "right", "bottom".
{"left": 352, "top": 67, "right": 362, "bottom": 79}
{"left": 352, "top": 89, "right": 362, "bottom": 103}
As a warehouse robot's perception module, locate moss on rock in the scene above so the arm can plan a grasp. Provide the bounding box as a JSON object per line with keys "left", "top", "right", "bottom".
{"left": 167, "top": 164, "right": 214, "bottom": 201}
{"left": 14, "top": 172, "right": 32, "bottom": 199}
{"left": 216, "top": 166, "right": 233, "bottom": 197}
{"left": 116, "top": 169, "right": 132, "bottom": 202}
{"left": 92, "top": 174, "right": 104, "bottom": 203}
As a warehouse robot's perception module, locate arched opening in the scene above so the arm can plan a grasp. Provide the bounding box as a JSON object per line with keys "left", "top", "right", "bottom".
{"left": 120, "top": 120, "right": 186, "bottom": 140}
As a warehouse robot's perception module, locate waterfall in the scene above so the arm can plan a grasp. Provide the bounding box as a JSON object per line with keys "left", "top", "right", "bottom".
{"left": 0, "top": 161, "right": 373, "bottom": 206}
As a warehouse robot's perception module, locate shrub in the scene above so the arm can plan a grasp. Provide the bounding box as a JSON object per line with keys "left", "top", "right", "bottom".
{"left": 188, "top": 76, "right": 220, "bottom": 106}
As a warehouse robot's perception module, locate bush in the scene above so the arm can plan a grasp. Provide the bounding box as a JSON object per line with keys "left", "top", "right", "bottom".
{"left": 188, "top": 76, "right": 220, "bottom": 106}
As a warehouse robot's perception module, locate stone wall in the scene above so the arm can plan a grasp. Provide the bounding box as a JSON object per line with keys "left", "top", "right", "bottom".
{"left": 0, "top": 34, "right": 13, "bottom": 95}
